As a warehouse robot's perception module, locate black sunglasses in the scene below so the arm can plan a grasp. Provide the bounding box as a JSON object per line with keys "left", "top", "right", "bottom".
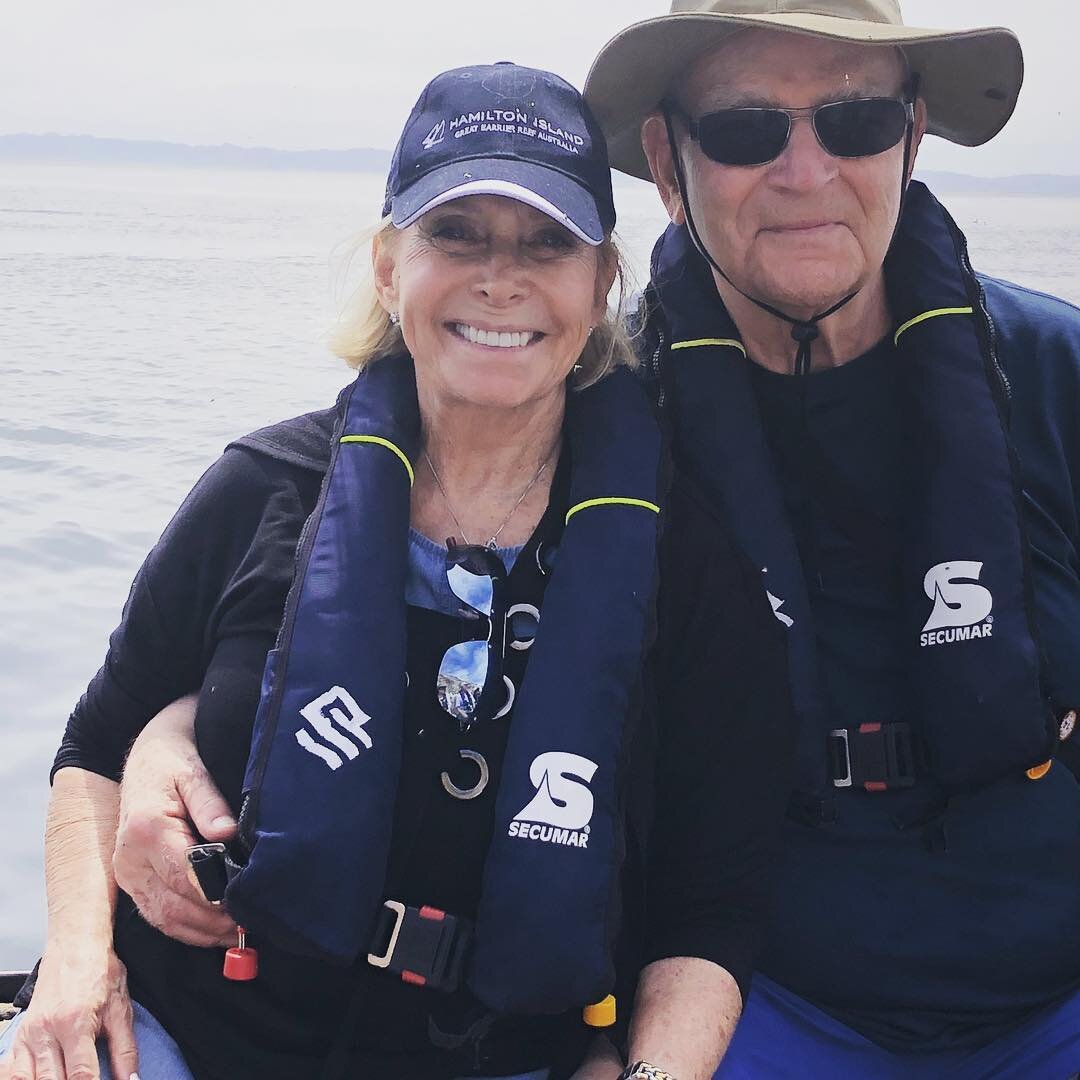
{"left": 436, "top": 541, "right": 508, "bottom": 732}
{"left": 664, "top": 93, "right": 914, "bottom": 168}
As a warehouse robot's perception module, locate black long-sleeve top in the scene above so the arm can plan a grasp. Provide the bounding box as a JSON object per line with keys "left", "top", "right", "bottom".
{"left": 52, "top": 400, "right": 794, "bottom": 1079}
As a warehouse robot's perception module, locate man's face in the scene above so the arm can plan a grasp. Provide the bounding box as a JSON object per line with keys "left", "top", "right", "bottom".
{"left": 644, "top": 30, "right": 923, "bottom": 315}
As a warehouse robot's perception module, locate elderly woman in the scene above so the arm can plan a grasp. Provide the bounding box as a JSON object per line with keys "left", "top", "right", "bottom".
{"left": 0, "top": 64, "right": 791, "bottom": 1080}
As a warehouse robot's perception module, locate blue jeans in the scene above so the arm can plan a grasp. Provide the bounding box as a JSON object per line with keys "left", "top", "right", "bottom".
{"left": 716, "top": 975, "right": 1080, "bottom": 1080}
{"left": 0, "top": 1001, "right": 193, "bottom": 1079}
{"left": 0, "top": 1004, "right": 550, "bottom": 1080}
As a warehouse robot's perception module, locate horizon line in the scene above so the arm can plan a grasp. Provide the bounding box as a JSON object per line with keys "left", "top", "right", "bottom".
{"left": 2, "top": 132, "right": 1079, "bottom": 185}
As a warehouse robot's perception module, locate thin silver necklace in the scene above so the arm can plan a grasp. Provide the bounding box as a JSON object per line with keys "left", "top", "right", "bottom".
{"left": 424, "top": 447, "right": 552, "bottom": 549}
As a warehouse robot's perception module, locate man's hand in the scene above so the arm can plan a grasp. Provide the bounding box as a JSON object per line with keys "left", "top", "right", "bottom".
{"left": 113, "top": 695, "right": 237, "bottom": 947}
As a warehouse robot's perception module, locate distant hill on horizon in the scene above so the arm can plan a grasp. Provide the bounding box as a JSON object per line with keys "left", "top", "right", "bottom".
{"left": 0, "top": 132, "right": 391, "bottom": 174}
{"left": 4, "top": 133, "right": 1080, "bottom": 197}
{"left": 915, "top": 170, "right": 1080, "bottom": 197}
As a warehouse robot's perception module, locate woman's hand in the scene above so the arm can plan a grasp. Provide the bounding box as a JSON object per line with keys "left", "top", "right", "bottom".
{"left": 0, "top": 768, "right": 130, "bottom": 1079}
{"left": 0, "top": 944, "right": 137, "bottom": 1080}
{"left": 113, "top": 695, "right": 237, "bottom": 948}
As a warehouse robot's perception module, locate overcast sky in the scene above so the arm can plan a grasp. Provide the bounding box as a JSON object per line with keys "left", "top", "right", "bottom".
{"left": 4, "top": 0, "right": 1077, "bottom": 175}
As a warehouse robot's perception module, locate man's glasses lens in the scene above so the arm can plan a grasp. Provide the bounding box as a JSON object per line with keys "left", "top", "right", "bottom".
{"left": 813, "top": 98, "right": 908, "bottom": 158}
{"left": 698, "top": 108, "right": 791, "bottom": 167}
{"left": 695, "top": 98, "right": 909, "bottom": 166}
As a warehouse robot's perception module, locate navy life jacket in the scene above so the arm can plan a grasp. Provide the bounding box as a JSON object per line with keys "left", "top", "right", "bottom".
{"left": 225, "top": 356, "right": 664, "bottom": 1017}
{"left": 647, "top": 181, "right": 1057, "bottom": 809}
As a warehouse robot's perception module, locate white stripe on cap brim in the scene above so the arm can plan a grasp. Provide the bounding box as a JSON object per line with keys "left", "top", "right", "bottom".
{"left": 393, "top": 179, "right": 603, "bottom": 246}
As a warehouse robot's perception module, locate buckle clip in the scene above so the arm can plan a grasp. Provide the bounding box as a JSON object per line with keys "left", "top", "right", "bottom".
{"left": 367, "top": 900, "right": 472, "bottom": 992}
{"left": 185, "top": 842, "right": 244, "bottom": 904}
{"left": 829, "top": 722, "right": 917, "bottom": 792}
{"left": 828, "top": 729, "right": 854, "bottom": 788}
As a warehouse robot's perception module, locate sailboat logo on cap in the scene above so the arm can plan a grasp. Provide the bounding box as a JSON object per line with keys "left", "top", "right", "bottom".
{"left": 422, "top": 120, "right": 447, "bottom": 150}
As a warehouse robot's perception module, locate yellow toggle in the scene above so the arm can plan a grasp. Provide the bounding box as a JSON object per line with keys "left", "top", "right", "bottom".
{"left": 1026, "top": 760, "right": 1053, "bottom": 781}
{"left": 893, "top": 307, "right": 974, "bottom": 345}
{"left": 583, "top": 994, "right": 617, "bottom": 1028}
{"left": 670, "top": 337, "right": 747, "bottom": 356}
{"left": 339, "top": 435, "right": 415, "bottom": 486}
{"left": 565, "top": 497, "right": 661, "bottom": 525}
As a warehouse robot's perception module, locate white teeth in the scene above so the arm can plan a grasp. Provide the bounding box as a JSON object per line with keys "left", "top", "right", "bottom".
{"left": 453, "top": 324, "right": 536, "bottom": 348}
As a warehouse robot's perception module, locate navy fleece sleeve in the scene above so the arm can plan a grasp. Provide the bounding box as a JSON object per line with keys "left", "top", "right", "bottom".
{"left": 984, "top": 277, "right": 1080, "bottom": 749}
{"left": 51, "top": 448, "right": 297, "bottom": 782}
{"left": 645, "top": 480, "right": 795, "bottom": 1003}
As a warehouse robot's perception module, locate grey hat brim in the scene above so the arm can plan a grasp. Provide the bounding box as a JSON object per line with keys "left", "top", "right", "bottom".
{"left": 584, "top": 12, "right": 1023, "bottom": 181}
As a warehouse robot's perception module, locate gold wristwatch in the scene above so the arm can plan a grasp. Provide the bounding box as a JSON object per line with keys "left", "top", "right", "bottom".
{"left": 617, "top": 1063, "right": 677, "bottom": 1080}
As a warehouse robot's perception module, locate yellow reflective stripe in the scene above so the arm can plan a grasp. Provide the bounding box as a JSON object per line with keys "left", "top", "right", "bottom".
{"left": 894, "top": 307, "right": 974, "bottom": 345}
{"left": 338, "top": 435, "right": 415, "bottom": 486}
{"left": 565, "top": 497, "right": 661, "bottom": 525}
{"left": 670, "top": 337, "right": 747, "bottom": 356}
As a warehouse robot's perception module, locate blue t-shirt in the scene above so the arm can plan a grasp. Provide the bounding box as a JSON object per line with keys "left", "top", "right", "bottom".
{"left": 406, "top": 529, "right": 522, "bottom": 616}
{"left": 746, "top": 324, "right": 1080, "bottom": 1053}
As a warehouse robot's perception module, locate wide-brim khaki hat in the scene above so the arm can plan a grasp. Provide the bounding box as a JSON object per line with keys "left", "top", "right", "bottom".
{"left": 584, "top": 0, "right": 1023, "bottom": 180}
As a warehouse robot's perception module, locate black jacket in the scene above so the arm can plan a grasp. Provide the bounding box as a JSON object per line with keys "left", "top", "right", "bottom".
{"left": 53, "top": 399, "right": 794, "bottom": 1079}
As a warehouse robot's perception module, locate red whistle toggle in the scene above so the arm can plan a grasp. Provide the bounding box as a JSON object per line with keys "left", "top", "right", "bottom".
{"left": 223, "top": 926, "right": 258, "bottom": 981}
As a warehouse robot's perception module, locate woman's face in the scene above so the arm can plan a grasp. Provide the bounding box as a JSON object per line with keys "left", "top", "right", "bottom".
{"left": 374, "top": 195, "right": 611, "bottom": 412}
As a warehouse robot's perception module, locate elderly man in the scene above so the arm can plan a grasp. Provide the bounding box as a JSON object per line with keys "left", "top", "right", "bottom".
{"left": 583, "top": 1, "right": 1080, "bottom": 1077}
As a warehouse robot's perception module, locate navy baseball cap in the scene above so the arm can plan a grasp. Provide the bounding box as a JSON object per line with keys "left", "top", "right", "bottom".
{"left": 383, "top": 62, "right": 616, "bottom": 245}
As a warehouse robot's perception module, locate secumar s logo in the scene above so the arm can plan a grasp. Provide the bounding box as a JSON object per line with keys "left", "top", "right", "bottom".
{"left": 920, "top": 561, "right": 994, "bottom": 647}
{"left": 508, "top": 751, "right": 597, "bottom": 849}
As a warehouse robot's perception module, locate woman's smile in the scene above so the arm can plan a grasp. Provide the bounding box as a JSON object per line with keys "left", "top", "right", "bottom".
{"left": 447, "top": 321, "right": 545, "bottom": 350}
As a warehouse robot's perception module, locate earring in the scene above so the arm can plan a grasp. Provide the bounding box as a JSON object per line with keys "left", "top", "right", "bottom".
{"left": 389, "top": 311, "right": 400, "bottom": 325}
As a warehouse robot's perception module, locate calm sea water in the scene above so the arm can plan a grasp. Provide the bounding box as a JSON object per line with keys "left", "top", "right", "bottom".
{"left": 2, "top": 162, "right": 1080, "bottom": 967}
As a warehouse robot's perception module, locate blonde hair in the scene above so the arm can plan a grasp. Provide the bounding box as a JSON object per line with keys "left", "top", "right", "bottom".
{"left": 329, "top": 217, "right": 638, "bottom": 390}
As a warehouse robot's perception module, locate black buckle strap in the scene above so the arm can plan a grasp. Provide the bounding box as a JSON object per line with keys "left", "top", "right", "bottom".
{"left": 786, "top": 790, "right": 837, "bottom": 827}
{"left": 367, "top": 900, "right": 472, "bottom": 992}
{"left": 828, "top": 722, "right": 918, "bottom": 791}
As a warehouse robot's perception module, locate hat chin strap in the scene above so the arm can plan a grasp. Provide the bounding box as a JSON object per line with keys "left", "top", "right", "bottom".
{"left": 661, "top": 104, "right": 916, "bottom": 376}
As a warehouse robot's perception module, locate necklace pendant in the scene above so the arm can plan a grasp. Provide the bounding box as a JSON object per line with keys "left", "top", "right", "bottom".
{"left": 425, "top": 446, "right": 552, "bottom": 555}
